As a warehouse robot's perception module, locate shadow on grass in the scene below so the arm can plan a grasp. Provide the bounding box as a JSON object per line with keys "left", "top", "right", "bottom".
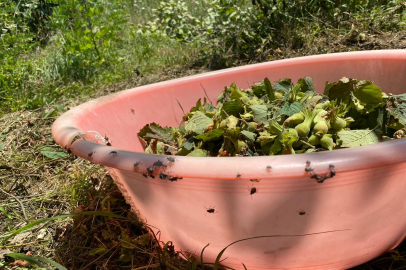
{"left": 53, "top": 175, "right": 190, "bottom": 270}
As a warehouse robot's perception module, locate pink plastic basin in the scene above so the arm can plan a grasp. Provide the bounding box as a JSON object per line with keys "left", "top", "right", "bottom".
{"left": 52, "top": 50, "right": 406, "bottom": 270}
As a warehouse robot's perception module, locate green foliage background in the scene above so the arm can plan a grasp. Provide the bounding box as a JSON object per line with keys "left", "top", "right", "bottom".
{"left": 0, "top": 0, "right": 405, "bottom": 114}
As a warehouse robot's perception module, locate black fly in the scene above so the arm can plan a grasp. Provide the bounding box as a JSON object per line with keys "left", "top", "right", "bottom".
{"left": 167, "top": 157, "right": 175, "bottom": 163}
{"left": 160, "top": 172, "right": 167, "bottom": 179}
{"left": 266, "top": 165, "right": 272, "bottom": 170}
{"left": 109, "top": 151, "right": 117, "bottom": 156}
{"left": 310, "top": 173, "right": 327, "bottom": 183}
{"left": 134, "top": 161, "right": 141, "bottom": 168}
{"left": 329, "top": 164, "right": 336, "bottom": 177}
{"left": 147, "top": 167, "right": 154, "bottom": 173}
{"left": 306, "top": 161, "right": 336, "bottom": 183}
{"left": 205, "top": 206, "right": 216, "bottom": 214}
{"left": 153, "top": 160, "right": 167, "bottom": 168}
{"left": 167, "top": 175, "right": 182, "bottom": 182}
{"left": 237, "top": 173, "right": 242, "bottom": 178}
{"left": 305, "top": 167, "right": 314, "bottom": 172}
{"left": 298, "top": 210, "right": 306, "bottom": 215}
{"left": 305, "top": 161, "right": 313, "bottom": 170}
{"left": 88, "top": 151, "right": 95, "bottom": 158}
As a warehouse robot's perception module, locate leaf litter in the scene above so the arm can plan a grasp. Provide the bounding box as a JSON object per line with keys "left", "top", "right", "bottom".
{"left": 139, "top": 77, "right": 406, "bottom": 157}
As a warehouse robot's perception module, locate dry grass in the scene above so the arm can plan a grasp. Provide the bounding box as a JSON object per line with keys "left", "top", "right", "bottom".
{"left": 0, "top": 65, "right": 209, "bottom": 270}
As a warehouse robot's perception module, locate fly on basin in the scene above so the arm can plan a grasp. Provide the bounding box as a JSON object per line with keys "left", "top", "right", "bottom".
{"left": 138, "top": 76, "right": 406, "bottom": 157}
{"left": 52, "top": 51, "right": 406, "bottom": 270}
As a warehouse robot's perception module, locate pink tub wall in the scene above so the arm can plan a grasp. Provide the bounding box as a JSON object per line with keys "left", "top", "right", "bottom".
{"left": 52, "top": 50, "right": 406, "bottom": 269}
{"left": 108, "top": 164, "right": 406, "bottom": 270}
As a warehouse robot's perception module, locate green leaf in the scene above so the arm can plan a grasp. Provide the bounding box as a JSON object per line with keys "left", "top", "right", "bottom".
{"left": 337, "top": 130, "right": 379, "bottom": 148}
{"left": 203, "top": 102, "right": 216, "bottom": 112}
{"left": 222, "top": 99, "right": 243, "bottom": 117}
{"left": 323, "top": 77, "right": 356, "bottom": 104}
{"left": 224, "top": 127, "right": 241, "bottom": 140}
{"left": 149, "top": 123, "right": 174, "bottom": 143}
{"left": 353, "top": 81, "right": 383, "bottom": 104}
{"left": 229, "top": 83, "right": 244, "bottom": 100}
{"left": 185, "top": 112, "right": 214, "bottom": 135}
{"left": 177, "top": 147, "right": 192, "bottom": 156}
{"left": 269, "top": 139, "right": 282, "bottom": 155}
{"left": 252, "top": 82, "right": 266, "bottom": 98}
{"left": 192, "top": 98, "right": 202, "bottom": 111}
{"left": 187, "top": 149, "right": 208, "bottom": 157}
{"left": 5, "top": 253, "right": 67, "bottom": 270}
{"left": 304, "top": 95, "right": 322, "bottom": 106}
{"left": 257, "top": 131, "right": 276, "bottom": 147}
{"left": 250, "top": 104, "right": 268, "bottom": 124}
{"left": 181, "top": 137, "right": 194, "bottom": 150}
{"left": 273, "top": 78, "right": 293, "bottom": 93}
{"left": 397, "top": 94, "right": 406, "bottom": 102}
{"left": 89, "top": 248, "right": 108, "bottom": 256}
{"left": 264, "top": 77, "right": 275, "bottom": 102}
{"left": 41, "top": 147, "right": 68, "bottom": 159}
{"left": 138, "top": 123, "right": 174, "bottom": 143}
{"left": 0, "top": 143, "right": 4, "bottom": 151}
{"left": 392, "top": 103, "right": 406, "bottom": 126}
{"left": 282, "top": 128, "right": 298, "bottom": 146}
{"left": 241, "top": 130, "right": 257, "bottom": 143}
{"left": 297, "top": 77, "right": 316, "bottom": 93}
{"left": 277, "top": 102, "right": 304, "bottom": 117}
{"left": 269, "top": 120, "right": 283, "bottom": 135}
{"left": 195, "top": 129, "right": 224, "bottom": 142}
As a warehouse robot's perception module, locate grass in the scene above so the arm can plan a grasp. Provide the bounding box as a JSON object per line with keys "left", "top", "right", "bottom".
{"left": 1, "top": 0, "right": 406, "bottom": 269}
{"left": 0, "top": 0, "right": 202, "bottom": 114}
